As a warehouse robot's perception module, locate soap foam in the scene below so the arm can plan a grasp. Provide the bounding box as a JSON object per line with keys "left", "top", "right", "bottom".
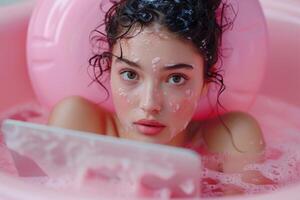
{"left": 1, "top": 98, "right": 300, "bottom": 198}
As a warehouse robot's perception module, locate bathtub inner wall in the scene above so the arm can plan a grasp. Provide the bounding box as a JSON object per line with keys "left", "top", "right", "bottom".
{"left": 258, "top": 0, "right": 300, "bottom": 107}
{"left": 0, "top": 1, "right": 36, "bottom": 113}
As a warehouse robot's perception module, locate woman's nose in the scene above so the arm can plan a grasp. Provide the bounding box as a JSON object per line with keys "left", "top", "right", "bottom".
{"left": 140, "top": 85, "right": 162, "bottom": 114}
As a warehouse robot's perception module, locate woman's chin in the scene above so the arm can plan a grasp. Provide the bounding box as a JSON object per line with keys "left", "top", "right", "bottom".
{"left": 124, "top": 131, "right": 171, "bottom": 144}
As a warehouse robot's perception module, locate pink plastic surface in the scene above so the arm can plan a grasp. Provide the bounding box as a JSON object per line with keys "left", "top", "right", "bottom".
{"left": 0, "top": 0, "right": 36, "bottom": 113}
{"left": 26, "top": 0, "right": 267, "bottom": 120}
{"left": 1, "top": 0, "right": 300, "bottom": 199}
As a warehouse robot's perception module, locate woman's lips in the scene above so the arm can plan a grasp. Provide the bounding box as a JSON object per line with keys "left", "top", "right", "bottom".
{"left": 133, "top": 120, "right": 166, "bottom": 136}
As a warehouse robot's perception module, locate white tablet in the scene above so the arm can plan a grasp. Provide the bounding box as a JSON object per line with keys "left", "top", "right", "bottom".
{"left": 1, "top": 119, "right": 201, "bottom": 198}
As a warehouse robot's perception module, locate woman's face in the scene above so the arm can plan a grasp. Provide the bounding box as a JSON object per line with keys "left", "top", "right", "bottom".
{"left": 110, "top": 26, "right": 206, "bottom": 145}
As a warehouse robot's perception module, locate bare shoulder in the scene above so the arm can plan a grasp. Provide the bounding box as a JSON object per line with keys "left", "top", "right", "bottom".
{"left": 48, "top": 96, "right": 118, "bottom": 136}
{"left": 199, "top": 111, "right": 265, "bottom": 154}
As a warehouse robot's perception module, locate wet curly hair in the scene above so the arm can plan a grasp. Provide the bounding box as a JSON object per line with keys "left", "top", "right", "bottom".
{"left": 89, "top": 0, "right": 235, "bottom": 108}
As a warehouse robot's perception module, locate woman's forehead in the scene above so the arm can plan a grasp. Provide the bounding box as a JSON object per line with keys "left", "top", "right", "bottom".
{"left": 112, "top": 27, "right": 203, "bottom": 66}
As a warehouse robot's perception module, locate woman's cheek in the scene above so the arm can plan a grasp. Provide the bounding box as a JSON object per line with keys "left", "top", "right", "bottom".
{"left": 115, "top": 86, "right": 137, "bottom": 106}
{"left": 112, "top": 88, "right": 131, "bottom": 122}
{"left": 113, "top": 88, "right": 133, "bottom": 124}
{"left": 174, "top": 98, "right": 196, "bottom": 121}
{"left": 165, "top": 88, "right": 197, "bottom": 113}
{"left": 165, "top": 94, "right": 194, "bottom": 132}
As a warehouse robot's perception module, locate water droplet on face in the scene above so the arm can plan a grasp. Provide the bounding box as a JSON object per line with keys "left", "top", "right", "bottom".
{"left": 158, "top": 33, "right": 169, "bottom": 39}
{"left": 118, "top": 88, "right": 127, "bottom": 97}
{"left": 185, "top": 89, "right": 193, "bottom": 97}
{"left": 133, "top": 58, "right": 140, "bottom": 63}
{"left": 175, "top": 104, "right": 180, "bottom": 112}
{"left": 152, "top": 57, "right": 161, "bottom": 65}
{"left": 144, "top": 29, "right": 154, "bottom": 34}
{"left": 170, "top": 102, "right": 180, "bottom": 113}
{"left": 153, "top": 23, "right": 162, "bottom": 33}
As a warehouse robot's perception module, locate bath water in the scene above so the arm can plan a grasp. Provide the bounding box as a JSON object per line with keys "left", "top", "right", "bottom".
{"left": 0, "top": 95, "right": 300, "bottom": 198}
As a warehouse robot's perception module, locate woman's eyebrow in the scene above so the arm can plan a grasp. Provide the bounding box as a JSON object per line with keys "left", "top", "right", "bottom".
{"left": 116, "top": 57, "right": 141, "bottom": 68}
{"left": 115, "top": 57, "right": 194, "bottom": 70}
{"left": 163, "top": 64, "right": 194, "bottom": 70}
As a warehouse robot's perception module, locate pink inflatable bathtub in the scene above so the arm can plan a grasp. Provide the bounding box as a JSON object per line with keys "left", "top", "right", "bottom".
{"left": 0, "top": 0, "right": 300, "bottom": 199}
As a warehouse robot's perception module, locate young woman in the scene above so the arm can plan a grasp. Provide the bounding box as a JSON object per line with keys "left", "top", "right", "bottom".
{"left": 48, "top": 0, "right": 270, "bottom": 191}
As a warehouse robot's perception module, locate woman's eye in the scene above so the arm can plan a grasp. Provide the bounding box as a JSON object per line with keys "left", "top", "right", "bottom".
{"left": 167, "top": 74, "right": 188, "bottom": 86}
{"left": 120, "top": 70, "right": 138, "bottom": 81}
